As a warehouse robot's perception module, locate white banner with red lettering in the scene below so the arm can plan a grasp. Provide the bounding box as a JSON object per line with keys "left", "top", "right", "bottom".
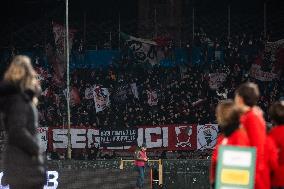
{"left": 40, "top": 124, "right": 218, "bottom": 151}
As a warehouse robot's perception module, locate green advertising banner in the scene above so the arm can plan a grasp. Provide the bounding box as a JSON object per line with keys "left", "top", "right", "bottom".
{"left": 215, "top": 146, "right": 256, "bottom": 189}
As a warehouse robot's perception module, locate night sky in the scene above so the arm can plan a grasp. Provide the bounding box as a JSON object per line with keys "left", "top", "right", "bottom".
{"left": 0, "top": 0, "right": 283, "bottom": 48}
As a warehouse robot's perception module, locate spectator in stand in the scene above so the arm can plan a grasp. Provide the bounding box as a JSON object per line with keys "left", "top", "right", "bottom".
{"left": 50, "top": 148, "right": 60, "bottom": 160}
{"left": 234, "top": 82, "right": 267, "bottom": 189}
{"left": 210, "top": 100, "right": 249, "bottom": 188}
{"left": 59, "top": 152, "right": 66, "bottom": 160}
{"left": 269, "top": 101, "right": 284, "bottom": 188}
{"left": 160, "top": 151, "right": 167, "bottom": 159}
{"left": 34, "top": 44, "right": 283, "bottom": 129}
{"left": 87, "top": 143, "right": 99, "bottom": 160}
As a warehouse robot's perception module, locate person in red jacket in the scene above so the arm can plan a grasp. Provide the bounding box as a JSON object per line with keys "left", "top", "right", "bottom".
{"left": 235, "top": 82, "right": 267, "bottom": 189}
{"left": 269, "top": 101, "right": 284, "bottom": 188}
{"left": 134, "top": 143, "right": 148, "bottom": 189}
{"left": 263, "top": 125, "right": 278, "bottom": 189}
{"left": 210, "top": 100, "right": 250, "bottom": 187}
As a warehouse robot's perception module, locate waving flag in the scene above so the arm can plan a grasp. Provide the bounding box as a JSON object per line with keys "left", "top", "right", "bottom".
{"left": 250, "top": 39, "right": 284, "bottom": 81}
{"left": 93, "top": 86, "right": 110, "bottom": 112}
{"left": 147, "top": 90, "right": 158, "bottom": 106}
{"left": 266, "top": 39, "right": 284, "bottom": 73}
{"left": 52, "top": 22, "right": 76, "bottom": 59}
{"left": 121, "top": 32, "right": 159, "bottom": 65}
{"left": 63, "top": 87, "right": 81, "bottom": 106}
{"left": 130, "top": 83, "right": 139, "bottom": 99}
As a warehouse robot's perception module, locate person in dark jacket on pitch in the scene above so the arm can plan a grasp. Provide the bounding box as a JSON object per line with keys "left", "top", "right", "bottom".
{"left": 0, "top": 55, "right": 46, "bottom": 189}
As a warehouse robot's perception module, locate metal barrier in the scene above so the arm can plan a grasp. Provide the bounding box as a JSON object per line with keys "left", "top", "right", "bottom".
{"left": 163, "top": 159, "right": 210, "bottom": 189}
{"left": 119, "top": 159, "right": 210, "bottom": 189}
{"left": 120, "top": 159, "right": 163, "bottom": 187}
{"left": 0, "top": 160, "right": 210, "bottom": 188}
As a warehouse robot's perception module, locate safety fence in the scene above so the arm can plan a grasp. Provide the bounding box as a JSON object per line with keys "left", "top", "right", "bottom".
{"left": 0, "top": 159, "right": 210, "bottom": 189}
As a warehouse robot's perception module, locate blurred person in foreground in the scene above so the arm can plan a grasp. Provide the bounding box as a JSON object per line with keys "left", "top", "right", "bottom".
{"left": 263, "top": 122, "right": 278, "bottom": 189}
{"left": 269, "top": 101, "right": 284, "bottom": 189}
{"left": 134, "top": 143, "right": 148, "bottom": 189}
{"left": 210, "top": 100, "right": 249, "bottom": 188}
{"left": 235, "top": 82, "right": 267, "bottom": 189}
{"left": 0, "top": 55, "right": 46, "bottom": 189}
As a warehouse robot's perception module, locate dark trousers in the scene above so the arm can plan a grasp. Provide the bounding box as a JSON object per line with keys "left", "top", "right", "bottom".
{"left": 136, "top": 166, "right": 145, "bottom": 189}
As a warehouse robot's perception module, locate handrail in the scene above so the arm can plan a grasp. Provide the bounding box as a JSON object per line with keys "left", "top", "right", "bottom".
{"left": 119, "top": 159, "right": 160, "bottom": 162}
{"left": 119, "top": 159, "right": 163, "bottom": 185}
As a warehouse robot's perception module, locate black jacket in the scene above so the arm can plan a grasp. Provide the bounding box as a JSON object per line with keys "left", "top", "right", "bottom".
{"left": 0, "top": 82, "right": 46, "bottom": 188}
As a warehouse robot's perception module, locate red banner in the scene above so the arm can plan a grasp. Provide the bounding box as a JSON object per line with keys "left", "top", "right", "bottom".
{"left": 137, "top": 125, "right": 197, "bottom": 150}
{"left": 43, "top": 124, "right": 217, "bottom": 152}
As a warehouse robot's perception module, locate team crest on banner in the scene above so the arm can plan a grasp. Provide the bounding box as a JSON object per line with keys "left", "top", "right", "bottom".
{"left": 93, "top": 86, "right": 110, "bottom": 112}
{"left": 175, "top": 125, "right": 193, "bottom": 148}
{"left": 197, "top": 124, "right": 218, "bottom": 149}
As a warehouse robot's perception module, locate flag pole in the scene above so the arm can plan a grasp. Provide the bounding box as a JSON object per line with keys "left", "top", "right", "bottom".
{"left": 109, "top": 32, "right": 112, "bottom": 49}
{"left": 83, "top": 12, "right": 87, "bottom": 48}
{"left": 228, "top": 5, "right": 231, "bottom": 39}
{"left": 154, "top": 8, "right": 158, "bottom": 38}
{"left": 192, "top": 7, "right": 195, "bottom": 41}
{"left": 264, "top": 2, "right": 267, "bottom": 39}
{"left": 65, "top": 0, "right": 72, "bottom": 160}
{"left": 118, "top": 12, "right": 121, "bottom": 50}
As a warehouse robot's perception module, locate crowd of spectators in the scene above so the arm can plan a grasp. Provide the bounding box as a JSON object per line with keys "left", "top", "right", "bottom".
{"left": 34, "top": 32, "right": 284, "bottom": 129}
{"left": 0, "top": 32, "right": 283, "bottom": 161}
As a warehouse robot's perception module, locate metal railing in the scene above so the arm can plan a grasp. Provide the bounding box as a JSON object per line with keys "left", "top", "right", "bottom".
{"left": 41, "top": 159, "right": 210, "bottom": 189}
{"left": 119, "top": 159, "right": 163, "bottom": 186}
